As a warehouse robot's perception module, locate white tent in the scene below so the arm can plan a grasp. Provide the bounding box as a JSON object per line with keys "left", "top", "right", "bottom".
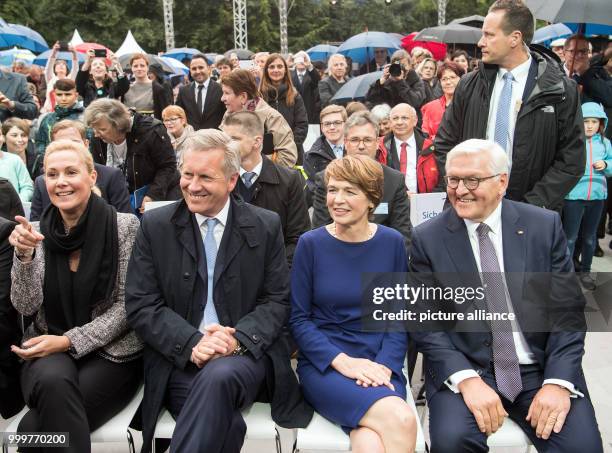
{"left": 69, "top": 29, "right": 84, "bottom": 46}
{"left": 115, "top": 30, "right": 146, "bottom": 57}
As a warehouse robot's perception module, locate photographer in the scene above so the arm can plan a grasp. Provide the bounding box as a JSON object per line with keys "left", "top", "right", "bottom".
{"left": 365, "top": 50, "right": 426, "bottom": 115}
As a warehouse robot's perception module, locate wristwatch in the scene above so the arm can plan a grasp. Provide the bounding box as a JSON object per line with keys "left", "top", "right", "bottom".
{"left": 15, "top": 248, "right": 34, "bottom": 260}
{"left": 232, "top": 341, "right": 247, "bottom": 356}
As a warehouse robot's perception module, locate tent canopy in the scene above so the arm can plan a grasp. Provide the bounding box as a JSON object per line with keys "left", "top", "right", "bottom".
{"left": 115, "top": 30, "right": 146, "bottom": 57}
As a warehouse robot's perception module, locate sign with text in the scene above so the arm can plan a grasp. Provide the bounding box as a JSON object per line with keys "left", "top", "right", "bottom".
{"left": 409, "top": 192, "right": 446, "bottom": 227}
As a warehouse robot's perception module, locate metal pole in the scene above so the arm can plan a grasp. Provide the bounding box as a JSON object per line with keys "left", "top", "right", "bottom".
{"left": 279, "top": 0, "right": 288, "bottom": 55}
{"left": 437, "top": 0, "right": 447, "bottom": 26}
{"left": 233, "top": 0, "right": 249, "bottom": 50}
{"left": 162, "top": 0, "right": 175, "bottom": 51}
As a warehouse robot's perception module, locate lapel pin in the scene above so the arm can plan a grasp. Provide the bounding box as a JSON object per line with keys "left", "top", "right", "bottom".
{"left": 517, "top": 230, "right": 524, "bottom": 235}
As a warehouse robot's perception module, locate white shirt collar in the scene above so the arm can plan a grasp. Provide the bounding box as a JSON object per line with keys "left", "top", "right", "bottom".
{"left": 497, "top": 56, "right": 531, "bottom": 84}
{"left": 394, "top": 133, "right": 416, "bottom": 149}
{"left": 195, "top": 79, "right": 210, "bottom": 90}
{"left": 239, "top": 158, "right": 263, "bottom": 178}
{"left": 195, "top": 196, "right": 230, "bottom": 228}
{"left": 464, "top": 201, "right": 503, "bottom": 238}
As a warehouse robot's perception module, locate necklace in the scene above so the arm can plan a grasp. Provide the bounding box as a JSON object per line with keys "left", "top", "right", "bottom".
{"left": 330, "top": 222, "right": 374, "bottom": 240}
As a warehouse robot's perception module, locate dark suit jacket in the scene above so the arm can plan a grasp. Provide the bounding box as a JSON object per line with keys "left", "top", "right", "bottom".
{"left": 233, "top": 156, "right": 310, "bottom": 267}
{"left": 0, "top": 177, "right": 24, "bottom": 221}
{"left": 312, "top": 163, "right": 412, "bottom": 248}
{"left": 30, "top": 164, "right": 132, "bottom": 221}
{"left": 291, "top": 68, "right": 321, "bottom": 124}
{"left": 0, "top": 217, "right": 24, "bottom": 418}
{"left": 176, "top": 80, "right": 226, "bottom": 130}
{"left": 409, "top": 199, "right": 587, "bottom": 401}
{"left": 125, "top": 197, "right": 313, "bottom": 453}
{"left": 0, "top": 71, "right": 38, "bottom": 122}
{"left": 381, "top": 129, "right": 427, "bottom": 172}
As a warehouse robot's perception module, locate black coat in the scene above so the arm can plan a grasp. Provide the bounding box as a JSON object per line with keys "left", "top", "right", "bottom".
{"left": 434, "top": 49, "right": 585, "bottom": 211}
{"left": 176, "top": 80, "right": 226, "bottom": 130}
{"left": 75, "top": 70, "right": 130, "bottom": 107}
{"left": 312, "top": 164, "right": 412, "bottom": 248}
{"left": 365, "top": 69, "right": 427, "bottom": 113}
{"left": 303, "top": 135, "right": 338, "bottom": 205}
{"left": 0, "top": 177, "right": 24, "bottom": 221}
{"left": 233, "top": 156, "right": 310, "bottom": 267}
{"left": 261, "top": 84, "right": 309, "bottom": 162}
{"left": 30, "top": 164, "right": 132, "bottom": 221}
{"left": 0, "top": 217, "right": 24, "bottom": 418}
{"left": 152, "top": 80, "right": 173, "bottom": 120}
{"left": 91, "top": 112, "right": 180, "bottom": 201}
{"left": 125, "top": 197, "right": 313, "bottom": 453}
{"left": 291, "top": 68, "right": 321, "bottom": 123}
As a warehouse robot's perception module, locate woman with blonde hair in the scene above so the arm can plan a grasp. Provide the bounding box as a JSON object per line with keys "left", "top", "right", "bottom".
{"left": 161, "top": 105, "right": 194, "bottom": 163}
{"left": 9, "top": 139, "right": 143, "bottom": 453}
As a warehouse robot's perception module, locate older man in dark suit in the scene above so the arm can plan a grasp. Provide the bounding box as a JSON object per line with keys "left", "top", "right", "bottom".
{"left": 0, "top": 69, "right": 38, "bottom": 122}
{"left": 312, "top": 110, "right": 412, "bottom": 247}
{"left": 176, "top": 55, "right": 226, "bottom": 130}
{"left": 125, "top": 129, "right": 312, "bottom": 453}
{"left": 409, "top": 138, "right": 602, "bottom": 452}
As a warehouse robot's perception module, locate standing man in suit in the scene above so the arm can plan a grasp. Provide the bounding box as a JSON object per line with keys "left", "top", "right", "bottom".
{"left": 125, "top": 129, "right": 312, "bottom": 453}
{"left": 176, "top": 55, "right": 226, "bottom": 130}
{"left": 379, "top": 103, "right": 438, "bottom": 193}
{"left": 291, "top": 51, "right": 321, "bottom": 125}
{"left": 223, "top": 111, "right": 310, "bottom": 267}
{"left": 312, "top": 111, "right": 412, "bottom": 247}
{"left": 434, "top": 0, "right": 584, "bottom": 211}
{"left": 410, "top": 138, "right": 603, "bottom": 452}
{"left": 0, "top": 69, "right": 38, "bottom": 122}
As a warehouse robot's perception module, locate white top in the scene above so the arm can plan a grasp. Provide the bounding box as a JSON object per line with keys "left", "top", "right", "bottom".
{"left": 239, "top": 159, "right": 263, "bottom": 186}
{"left": 195, "top": 196, "right": 230, "bottom": 248}
{"left": 394, "top": 133, "right": 417, "bottom": 192}
{"left": 485, "top": 56, "right": 532, "bottom": 169}
{"left": 446, "top": 202, "right": 582, "bottom": 397}
{"left": 326, "top": 140, "right": 344, "bottom": 159}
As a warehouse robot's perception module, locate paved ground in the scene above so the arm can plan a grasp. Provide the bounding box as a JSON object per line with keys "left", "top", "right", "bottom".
{"left": 3, "top": 237, "right": 612, "bottom": 452}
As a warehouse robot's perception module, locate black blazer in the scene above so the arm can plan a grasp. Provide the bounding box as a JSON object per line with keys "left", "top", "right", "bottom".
{"left": 152, "top": 80, "right": 173, "bottom": 120}
{"left": 29, "top": 164, "right": 132, "bottom": 221}
{"left": 311, "top": 163, "right": 412, "bottom": 248}
{"left": 381, "top": 129, "right": 427, "bottom": 172}
{"left": 125, "top": 197, "right": 313, "bottom": 452}
{"left": 291, "top": 68, "right": 321, "bottom": 124}
{"left": 233, "top": 156, "right": 310, "bottom": 267}
{"left": 0, "top": 217, "right": 24, "bottom": 418}
{"left": 0, "top": 177, "right": 24, "bottom": 221}
{"left": 409, "top": 199, "right": 588, "bottom": 401}
{"left": 176, "top": 80, "right": 226, "bottom": 130}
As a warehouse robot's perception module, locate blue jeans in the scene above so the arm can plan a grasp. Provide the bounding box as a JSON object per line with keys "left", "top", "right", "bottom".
{"left": 563, "top": 199, "right": 605, "bottom": 272}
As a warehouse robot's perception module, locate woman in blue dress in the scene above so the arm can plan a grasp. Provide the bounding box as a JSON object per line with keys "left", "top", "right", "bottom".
{"left": 290, "top": 155, "right": 416, "bottom": 452}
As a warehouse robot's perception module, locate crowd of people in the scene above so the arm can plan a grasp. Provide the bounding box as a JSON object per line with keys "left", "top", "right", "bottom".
{"left": 0, "top": 0, "right": 611, "bottom": 451}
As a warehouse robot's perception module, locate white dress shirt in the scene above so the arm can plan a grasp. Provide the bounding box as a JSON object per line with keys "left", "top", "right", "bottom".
{"left": 193, "top": 79, "right": 210, "bottom": 111}
{"left": 485, "top": 56, "right": 532, "bottom": 170}
{"left": 394, "top": 134, "right": 418, "bottom": 192}
{"left": 446, "top": 202, "right": 583, "bottom": 397}
{"left": 239, "top": 159, "right": 263, "bottom": 186}
{"left": 195, "top": 196, "right": 230, "bottom": 250}
{"left": 326, "top": 140, "right": 344, "bottom": 160}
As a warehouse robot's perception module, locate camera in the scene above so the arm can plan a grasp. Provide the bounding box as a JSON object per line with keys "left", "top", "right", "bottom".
{"left": 58, "top": 41, "right": 69, "bottom": 52}
{"left": 389, "top": 62, "right": 403, "bottom": 77}
{"left": 94, "top": 49, "right": 107, "bottom": 58}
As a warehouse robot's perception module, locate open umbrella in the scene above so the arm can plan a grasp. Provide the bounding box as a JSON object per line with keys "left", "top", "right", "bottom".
{"left": 158, "top": 56, "right": 189, "bottom": 75}
{"left": 564, "top": 23, "right": 612, "bottom": 36}
{"left": 119, "top": 53, "right": 177, "bottom": 73}
{"left": 0, "top": 23, "right": 49, "bottom": 53}
{"left": 533, "top": 23, "right": 572, "bottom": 44}
{"left": 337, "top": 31, "right": 400, "bottom": 64}
{"left": 413, "top": 24, "right": 483, "bottom": 45}
{"left": 525, "top": 0, "right": 612, "bottom": 27}
{"left": 401, "top": 32, "right": 448, "bottom": 61}
{"left": 164, "top": 47, "right": 203, "bottom": 62}
{"left": 330, "top": 71, "right": 382, "bottom": 103}
{"left": 33, "top": 49, "right": 85, "bottom": 70}
{"left": 449, "top": 15, "right": 486, "bottom": 28}
{"left": 0, "top": 47, "right": 35, "bottom": 67}
{"left": 224, "top": 48, "right": 254, "bottom": 60}
{"left": 306, "top": 44, "right": 339, "bottom": 62}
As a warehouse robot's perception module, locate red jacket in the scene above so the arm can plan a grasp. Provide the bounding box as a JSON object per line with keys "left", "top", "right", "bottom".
{"left": 420, "top": 95, "right": 447, "bottom": 150}
{"left": 376, "top": 132, "right": 439, "bottom": 193}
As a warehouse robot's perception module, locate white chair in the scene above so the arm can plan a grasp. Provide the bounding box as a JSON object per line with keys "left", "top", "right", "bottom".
{"left": 1, "top": 384, "right": 143, "bottom": 453}
{"left": 487, "top": 417, "right": 532, "bottom": 451}
{"left": 294, "top": 384, "right": 427, "bottom": 453}
{"left": 152, "top": 402, "right": 281, "bottom": 453}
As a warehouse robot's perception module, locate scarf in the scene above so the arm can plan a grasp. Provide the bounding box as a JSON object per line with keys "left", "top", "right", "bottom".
{"left": 40, "top": 194, "right": 118, "bottom": 335}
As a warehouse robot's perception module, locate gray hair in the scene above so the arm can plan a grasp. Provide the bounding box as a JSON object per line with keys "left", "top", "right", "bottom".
{"left": 344, "top": 111, "right": 380, "bottom": 137}
{"left": 84, "top": 98, "right": 131, "bottom": 134}
{"left": 391, "top": 49, "right": 410, "bottom": 64}
{"left": 370, "top": 103, "right": 391, "bottom": 122}
{"left": 446, "top": 139, "right": 509, "bottom": 174}
{"left": 327, "top": 54, "right": 347, "bottom": 75}
{"left": 181, "top": 129, "right": 240, "bottom": 179}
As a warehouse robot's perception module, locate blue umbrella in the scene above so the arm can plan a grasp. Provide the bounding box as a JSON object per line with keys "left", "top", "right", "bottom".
{"left": 0, "top": 47, "right": 35, "bottom": 66}
{"left": 330, "top": 71, "right": 382, "bottom": 103}
{"left": 306, "top": 44, "right": 339, "bottom": 62}
{"left": 337, "top": 31, "right": 400, "bottom": 65}
{"left": 0, "top": 23, "right": 49, "bottom": 53}
{"left": 565, "top": 23, "right": 612, "bottom": 36}
{"left": 33, "top": 49, "right": 85, "bottom": 70}
{"left": 163, "top": 47, "right": 203, "bottom": 62}
{"left": 158, "top": 56, "right": 189, "bottom": 75}
{"left": 533, "top": 23, "right": 572, "bottom": 44}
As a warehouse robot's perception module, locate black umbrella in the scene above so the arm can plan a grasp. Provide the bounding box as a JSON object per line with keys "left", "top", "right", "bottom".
{"left": 449, "top": 15, "right": 485, "bottom": 29}
{"left": 413, "top": 23, "right": 483, "bottom": 45}
{"left": 224, "top": 48, "right": 254, "bottom": 60}
{"left": 524, "top": 0, "right": 612, "bottom": 26}
{"left": 330, "top": 71, "right": 382, "bottom": 103}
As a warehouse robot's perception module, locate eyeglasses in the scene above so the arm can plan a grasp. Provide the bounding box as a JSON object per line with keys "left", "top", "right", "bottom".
{"left": 163, "top": 117, "right": 182, "bottom": 124}
{"left": 440, "top": 75, "right": 459, "bottom": 83}
{"left": 322, "top": 120, "right": 344, "bottom": 128}
{"left": 347, "top": 137, "right": 377, "bottom": 146}
{"left": 444, "top": 174, "right": 500, "bottom": 190}
{"left": 564, "top": 48, "right": 589, "bottom": 56}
